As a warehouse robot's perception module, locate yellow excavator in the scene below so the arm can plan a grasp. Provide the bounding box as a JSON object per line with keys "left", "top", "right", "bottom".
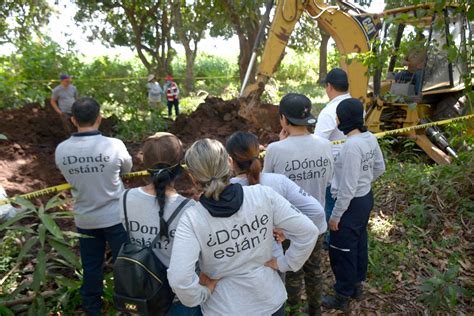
{"left": 239, "top": 0, "right": 473, "bottom": 164}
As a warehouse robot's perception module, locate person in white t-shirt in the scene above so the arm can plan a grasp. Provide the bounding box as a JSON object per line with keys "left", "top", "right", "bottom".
{"left": 168, "top": 138, "right": 318, "bottom": 316}
{"left": 263, "top": 93, "right": 333, "bottom": 316}
{"left": 314, "top": 68, "right": 351, "bottom": 250}
{"left": 226, "top": 131, "right": 327, "bottom": 275}
{"left": 146, "top": 74, "right": 164, "bottom": 109}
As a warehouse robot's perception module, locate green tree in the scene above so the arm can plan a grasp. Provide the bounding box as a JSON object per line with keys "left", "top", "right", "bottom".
{"left": 171, "top": 0, "right": 211, "bottom": 94}
{"left": 210, "top": 0, "right": 265, "bottom": 83}
{"left": 0, "top": 0, "right": 51, "bottom": 45}
{"left": 74, "top": 0, "right": 174, "bottom": 77}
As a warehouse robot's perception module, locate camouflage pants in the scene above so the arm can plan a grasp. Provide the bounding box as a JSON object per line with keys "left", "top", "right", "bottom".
{"left": 285, "top": 236, "right": 324, "bottom": 313}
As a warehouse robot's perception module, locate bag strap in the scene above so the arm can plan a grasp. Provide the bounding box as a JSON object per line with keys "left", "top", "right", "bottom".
{"left": 150, "top": 198, "right": 190, "bottom": 246}
{"left": 167, "top": 198, "right": 190, "bottom": 226}
{"left": 122, "top": 189, "right": 131, "bottom": 240}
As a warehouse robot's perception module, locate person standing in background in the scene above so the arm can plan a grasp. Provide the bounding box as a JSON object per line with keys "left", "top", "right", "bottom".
{"left": 146, "top": 74, "right": 164, "bottom": 110}
{"left": 55, "top": 97, "right": 132, "bottom": 316}
{"left": 164, "top": 75, "right": 180, "bottom": 118}
{"left": 51, "top": 74, "right": 79, "bottom": 134}
{"left": 322, "top": 98, "right": 385, "bottom": 312}
{"left": 314, "top": 68, "right": 351, "bottom": 250}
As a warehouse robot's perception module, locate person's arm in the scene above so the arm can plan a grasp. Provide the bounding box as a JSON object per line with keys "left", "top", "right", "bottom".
{"left": 330, "top": 147, "right": 362, "bottom": 226}
{"left": 282, "top": 177, "right": 327, "bottom": 235}
{"left": 266, "top": 187, "right": 318, "bottom": 273}
{"left": 262, "top": 145, "right": 275, "bottom": 173}
{"left": 314, "top": 111, "right": 336, "bottom": 139}
{"left": 50, "top": 89, "right": 62, "bottom": 115}
{"left": 74, "top": 86, "right": 79, "bottom": 100}
{"left": 168, "top": 212, "right": 211, "bottom": 307}
{"left": 373, "top": 142, "right": 386, "bottom": 180}
{"left": 175, "top": 83, "right": 180, "bottom": 97}
{"left": 118, "top": 141, "right": 133, "bottom": 174}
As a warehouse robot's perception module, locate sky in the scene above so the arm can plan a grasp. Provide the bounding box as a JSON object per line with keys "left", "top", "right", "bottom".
{"left": 41, "top": 0, "right": 385, "bottom": 60}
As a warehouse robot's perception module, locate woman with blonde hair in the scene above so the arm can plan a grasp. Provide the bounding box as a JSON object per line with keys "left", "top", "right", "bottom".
{"left": 168, "top": 138, "right": 318, "bottom": 315}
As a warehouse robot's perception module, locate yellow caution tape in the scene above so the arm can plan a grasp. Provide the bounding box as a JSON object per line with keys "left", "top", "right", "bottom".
{"left": 15, "top": 75, "right": 240, "bottom": 83}
{"left": 1, "top": 114, "right": 473, "bottom": 206}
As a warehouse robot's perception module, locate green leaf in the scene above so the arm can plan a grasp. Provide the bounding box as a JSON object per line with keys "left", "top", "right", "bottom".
{"left": 407, "top": 103, "right": 417, "bottom": 111}
{"left": 0, "top": 305, "right": 15, "bottom": 316}
{"left": 38, "top": 224, "right": 46, "bottom": 246}
{"left": 40, "top": 213, "right": 64, "bottom": 240}
{"left": 45, "top": 194, "right": 66, "bottom": 211}
{"left": 16, "top": 237, "right": 38, "bottom": 263}
{"left": 48, "top": 238, "right": 81, "bottom": 270}
{"left": 31, "top": 249, "right": 46, "bottom": 292}
{"left": 0, "top": 211, "right": 33, "bottom": 231}
{"left": 11, "top": 197, "right": 37, "bottom": 211}
{"left": 55, "top": 275, "right": 81, "bottom": 289}
{"left": 467, "top": 5, "right": 474, "bottom": 21}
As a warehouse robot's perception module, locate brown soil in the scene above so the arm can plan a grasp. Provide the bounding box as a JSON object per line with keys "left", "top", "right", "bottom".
{"left": 0, "top": 97, "right": 280, "bottom": 200}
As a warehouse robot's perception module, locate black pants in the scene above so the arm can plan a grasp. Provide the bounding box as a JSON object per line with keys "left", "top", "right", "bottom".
{"left": 77, "top": 223, "right": 128, "bottom": 316}
{"left": 329, "top": 190, "right": 373, "bottom": 297}
{"left": 271, "top": 304, "right": 285, "bottom": 316}
{"left": 167, "top": 99, "right": 180, "bottom": 117}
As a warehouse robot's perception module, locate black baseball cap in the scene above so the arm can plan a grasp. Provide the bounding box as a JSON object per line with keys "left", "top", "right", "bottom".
{"left": 279, "top": 93, "right": 316, "bottom": 126}
{"left": 322, "top": 68, "right": 348, "bottom": 86}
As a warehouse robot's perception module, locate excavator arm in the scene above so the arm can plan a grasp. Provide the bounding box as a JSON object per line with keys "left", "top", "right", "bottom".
{"left": 240, "top": 0, "right": 378, "bottom": 126}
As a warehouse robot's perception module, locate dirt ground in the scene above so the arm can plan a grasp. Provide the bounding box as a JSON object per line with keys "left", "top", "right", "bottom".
{"left": 0, "top": 98, "right": 425, "bottom": 315}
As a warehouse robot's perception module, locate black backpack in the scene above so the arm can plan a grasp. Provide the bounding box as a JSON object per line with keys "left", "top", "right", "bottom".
{"left": 113, "top": 189, "right": 190, "bottom": 316}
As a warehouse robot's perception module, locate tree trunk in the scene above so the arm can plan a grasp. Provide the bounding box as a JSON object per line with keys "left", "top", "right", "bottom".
{"left": 318, "top": 29, "right": 330, "bottom": 84}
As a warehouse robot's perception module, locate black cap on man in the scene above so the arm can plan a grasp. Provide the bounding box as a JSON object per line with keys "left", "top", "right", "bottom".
{"left": 279, "top": 93, "right": 316, "bottom": 126}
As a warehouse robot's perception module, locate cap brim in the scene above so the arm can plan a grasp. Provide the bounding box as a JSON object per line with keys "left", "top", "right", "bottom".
{"left": 286, "top": 115, "right": 317, "bottom": 126}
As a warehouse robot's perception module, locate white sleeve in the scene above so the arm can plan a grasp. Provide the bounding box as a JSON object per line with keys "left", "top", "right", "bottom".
{"left": 118, "top": 141, "right": 133, "bottom": 174}
{"left": 281, "top": 177, "right": 327, "bottom": 234}
{"left": 168, "top": 212, "right": 211, "bottom": 307}
{"left": 272, "top": 240, "right": 285, "bottom": 263}
{"left": 373, "top": 142, "right": 386, "bottom": 180}
{"left": 314, "top": 111, "right": 337, "bottom": 140}
{"left": 262, "top": 145, "right": 275, "bottom": 173}
{"left": 266, "top": 187, "right": 318, "bottom": 273}
{"left": 331, "top": 147, "right": 362, "bottom": 222}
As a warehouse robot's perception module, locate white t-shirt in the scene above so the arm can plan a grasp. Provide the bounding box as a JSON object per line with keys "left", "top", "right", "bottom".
{"left": 147, "top": 82, "right": 163, "bottom": 102}
{"left": 314, "top": 93, "right": 351, "bottom": 159}
{"left": 230, "top": 173, "right": 326, "bottom": 234}
{"left": 167, "top": 185, "right": 318, "bottom": 315}
{"left": 263, "top": 134, "right": 333, "bottom": 208}
{"left": 119, "top": 189, "right": 195, "bottom": 267}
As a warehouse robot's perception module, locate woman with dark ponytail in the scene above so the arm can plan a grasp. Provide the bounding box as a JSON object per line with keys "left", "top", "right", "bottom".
{"left": 226, "top": 131, "right": 327, "bottom": 235}
{"left": 119, "top": 132, "right": 202, "bottom": 316}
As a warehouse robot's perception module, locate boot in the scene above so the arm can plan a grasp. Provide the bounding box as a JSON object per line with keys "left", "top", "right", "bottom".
{"left": 352, "top": 282, "right": 364, "bottom": 301}
{"left": 322, "top": 293, "right": 350, "bottom": 313}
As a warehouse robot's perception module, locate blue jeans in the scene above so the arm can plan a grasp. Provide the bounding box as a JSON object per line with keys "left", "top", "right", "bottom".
{"left": 77, "top": 223, "right": 128, "bottom": 316}
{"left": 324, "top": 186, "right": 336, "bottom": 246}
{"left": 167, "top": 302, "right": 203, "bottom": 316}
{"left": 329, "top": 190, "right": 374, "bottom": 297}
{"left": 394, "top": 69, "right": 423, "bottom": 95}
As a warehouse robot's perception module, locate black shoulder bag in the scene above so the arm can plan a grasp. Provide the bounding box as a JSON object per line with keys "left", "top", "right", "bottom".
{"left": 113, "top": 189, "right": 190, "bottom": 316}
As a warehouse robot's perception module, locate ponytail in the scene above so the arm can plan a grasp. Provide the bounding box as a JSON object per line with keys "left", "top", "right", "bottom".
{"left": 149, "top": 164, "right": 182, "bottom": 239}
{"left": 226, "top": 132, "right": 262, "bottom": 185}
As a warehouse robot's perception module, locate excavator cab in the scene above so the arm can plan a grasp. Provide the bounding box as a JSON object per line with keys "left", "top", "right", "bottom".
{"left": 239, "top": 1, "right": 472, "bottom": 164}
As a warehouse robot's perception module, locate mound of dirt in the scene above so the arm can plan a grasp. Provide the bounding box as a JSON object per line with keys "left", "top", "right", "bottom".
{"left": 0, "top": 103, "right": 118, "bottom": 197}
{"left": 0, "top": 97, "right": 280, "bottom": 199}
{"left": 170, "top": 97, "right": 280, "bottom": 146}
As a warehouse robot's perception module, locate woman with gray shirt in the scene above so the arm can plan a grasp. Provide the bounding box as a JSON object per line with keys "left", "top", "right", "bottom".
{"left": 168, "top": 139, "right": 318, "bottom": 316}
{"left": 119, "top": 132, "right": 201, "bottom": 316}
{"left": 322, "top": 98, "right": 385, "bottom": 312}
